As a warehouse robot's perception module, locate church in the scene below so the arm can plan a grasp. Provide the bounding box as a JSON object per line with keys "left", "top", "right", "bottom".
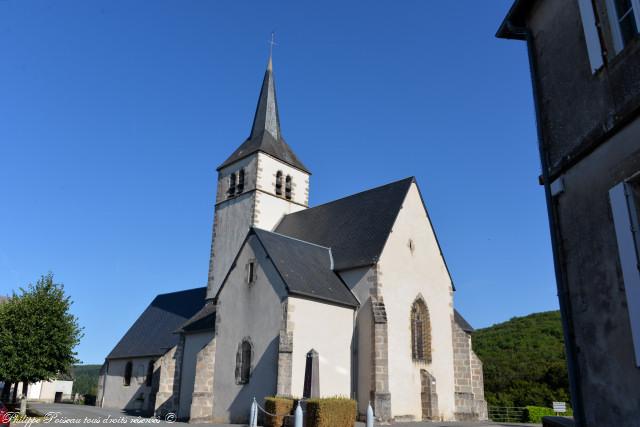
{"left": 96, "top": 56, "right": 487, "bottom": 423}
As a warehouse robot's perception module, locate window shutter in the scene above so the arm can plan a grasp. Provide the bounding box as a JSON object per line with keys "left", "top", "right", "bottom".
{"left": 577, "top": 0, "right": 604, "bottom": 72}
{"left": 609, "top": 182, "right": 640, "bottom": 367}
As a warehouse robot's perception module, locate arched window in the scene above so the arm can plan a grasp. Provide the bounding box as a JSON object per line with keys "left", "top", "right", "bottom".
{"left": 235, "top": 339, "right": 252, "bottom": 384}
{"left": 275, "top": 171, "right": 283, "bottom": 196}
{"left": 285, "top": 175, "right": 292, "bottom": 200}
{"left": 411, "top": 298, "right": 432, "bottom": 363}
{"left": 237, "top": 169, "right": 245, "bottom": 193}
{"left": 228, "top": 173, "right": 237, "bottom": 197}
{"left": 145, "top": 361, "right": 154, "bottom": 387}
{"left": 124, "top": 361, "right": 133, "bottom": 386}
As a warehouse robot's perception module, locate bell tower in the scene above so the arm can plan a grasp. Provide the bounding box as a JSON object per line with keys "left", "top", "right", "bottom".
{"left": 206, "top": 57, "right": 310, "bottom": 299}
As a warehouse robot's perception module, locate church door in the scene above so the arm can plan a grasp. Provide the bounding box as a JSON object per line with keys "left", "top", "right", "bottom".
{"left": 420, "top": 369, "right": 438, "bottom": 420}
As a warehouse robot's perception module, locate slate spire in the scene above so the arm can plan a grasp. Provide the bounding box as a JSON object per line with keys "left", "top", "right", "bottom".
{"left": 217, "top": 56, "right": 309, "bottom": 173}
{"left": 250, "top": 54, "right": 280, "bottom": 141}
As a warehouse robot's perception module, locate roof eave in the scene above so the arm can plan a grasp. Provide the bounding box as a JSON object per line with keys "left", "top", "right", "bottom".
{"left": 216, "top": 148, "right": 311, "bottom": 175}
{"left": 496, "top": 0, "right": 535, "bottom": 40}
{"left": 106, "top": 352, "right": 164, "bottom": 360}
{"left": 288, "top": 290, "right": 359, "bottom": 309}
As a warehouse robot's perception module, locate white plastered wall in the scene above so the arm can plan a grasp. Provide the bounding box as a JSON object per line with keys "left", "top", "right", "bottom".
{"left": 254, "top": 191, "right": 306, "bottom": 231}
{"left": 338, "top": 266, "right": 375, "bottom": 414}
{"left": 208, "top": 153, "right": 308, "bottom": 298}
{"left": 289, "top": 296, "right": 354, "bottom": 398}
{"left": 255, "top": 152, "right": 309, "bottom": 208}
{"left": 212, "top": 235, "right": 287, "bottom": 423}
{"left": 378, "top": 182, "right": 456, "bottom": 420}
{"left": 102, "top": 357, "right": 156, "bottom": 411}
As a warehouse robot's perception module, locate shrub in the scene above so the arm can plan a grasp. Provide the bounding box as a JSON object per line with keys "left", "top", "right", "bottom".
{"left": 305, "top": 397, "right": 356, "bottom": 427}
{"left": 264, "top": 396, "right": 296, "bottom": 427}
{"left": 523, "top": 405, "right": 573, "bottom": 423}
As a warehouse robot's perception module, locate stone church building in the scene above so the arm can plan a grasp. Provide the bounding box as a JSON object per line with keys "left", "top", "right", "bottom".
{"left": 97, "top": 57, "right": 487, "bottom": 423}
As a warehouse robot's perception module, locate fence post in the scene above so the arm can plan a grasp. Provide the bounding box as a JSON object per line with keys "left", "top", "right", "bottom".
{"left": 294, "top": 401, "right": 303, "bottom": 427}
{"left": 366, "top": 401, "right": 374, "bottom": 427}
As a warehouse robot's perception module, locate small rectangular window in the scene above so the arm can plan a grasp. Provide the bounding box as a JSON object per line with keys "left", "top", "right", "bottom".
{"left": 285, "top": 175, "right": 292, "bottom": 200}
{"left": 237, "top": 169, "right": 245, "bottom": 193}
{"left": 276, "top": 171, "right": 283, "bottom": 196}
{"left": 247, "top": 261, "right": 256, "bottom": 284}
{"left": 228, "top": 173, "right": 237, "bottom": 198}
{"left": 123, "top": 361, "right": 132, "bottom": 386}
{"left": 610, "top": 179, "right": 640, "bottom": 367}
{"left": 146, "top": 361, "right": 154, "bottom": 387}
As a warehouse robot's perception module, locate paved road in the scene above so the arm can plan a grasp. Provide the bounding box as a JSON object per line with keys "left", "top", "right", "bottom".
{"left": 17, "top": 403, "right": 538, "bottom": 427}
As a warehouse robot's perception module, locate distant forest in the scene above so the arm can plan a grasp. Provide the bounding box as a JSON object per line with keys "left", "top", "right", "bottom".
{"left": 72, "top": 364, "right": 101, "bottom": 396}
{"left": 473, "top": 310, "right": 570, "bottom": 407}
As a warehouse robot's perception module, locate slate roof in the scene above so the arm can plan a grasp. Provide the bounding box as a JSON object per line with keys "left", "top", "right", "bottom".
{"left": 218, "top": 58, "right": 309, "bottom": 174}
{"left": 253, "top": 228, "right": 359, "bottom": 307}
{"left": 179, "top": 301, "right": 216, "bottom": 333}
{"left": 454, "top": 309, "right": 474, "bottom": 333}
{"left": 275, "top": 177, "right": 414, "bottom": 270}
{"left": 107, "top": 287, "right": 207, "bottom": 359}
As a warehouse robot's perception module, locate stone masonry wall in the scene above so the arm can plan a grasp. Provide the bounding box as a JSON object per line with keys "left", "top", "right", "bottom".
{"left": 154, "top": 339, "right": 184, "bottom": 417}
{"left": 189, "top": 337, "right": 217, "bottom": 423}
{"left": 276, "top": 301, "right": 293, "bottom": 396}
{"left": 370, "top": 264, "right": 391, "bottom": 423}
{"left": 451, "top": 320, "right": 486, "bottom": 420}
{"left": 471, "top": 349, "right": 487, "bottom": 420}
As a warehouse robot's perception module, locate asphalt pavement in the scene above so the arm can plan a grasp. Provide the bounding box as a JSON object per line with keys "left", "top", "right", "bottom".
{"left": 14, "top": 403, "right": 538, "bottom": 427}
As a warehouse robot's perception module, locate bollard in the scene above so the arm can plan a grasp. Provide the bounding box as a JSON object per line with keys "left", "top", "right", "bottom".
{"left": 252, "top": 398, "right": 258, "bottom": 427}
{"left": 249, "top": 398, "right": 257, "bottom": 427}
{"left": 294, "top": 401, "right": 303, "bottom": 427}
{"left": 366, "top": 401, "right": 374, "bottom": 427}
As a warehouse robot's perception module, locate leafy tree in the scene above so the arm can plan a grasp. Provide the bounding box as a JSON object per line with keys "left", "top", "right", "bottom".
{"left": 472, "top": 310, "right": 570, "bottom": 408}
{"left": 0, "top": 273, "right": 83, "bottom": 411}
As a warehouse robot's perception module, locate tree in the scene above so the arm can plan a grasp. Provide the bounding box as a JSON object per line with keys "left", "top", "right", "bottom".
{"left": 0, "top": 273, "right": 83, "bottom": 413}
{"left": 472, "top": 310, "right": 571, "bottom": 408}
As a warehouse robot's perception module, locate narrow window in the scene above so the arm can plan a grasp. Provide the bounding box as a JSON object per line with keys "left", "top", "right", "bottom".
{"left": 607, "top": 0, "right": 640, "bottom": 53}
{"left": 124, "top": 361, "right": 133, "bottom": 386}
{"left": 247, "top": 261, "right": 256, "bottom": 285}
{"left": 145, "top": 361, "right": 154, "bottom": 387}
{"left": 228, "top": 173, "right": 237, "bottom": 197}
{"left": 237, "top": 169, "right": 245, "bottom": 194}
{"left": 411, "top": 298, "right": 432, "bottom": 363}
{"left": 275, "top": 171, "right": 283, "bottom": 196}
{"left": 285, "top": 175, "right": 292, "bottom": 200}
{"left": 235, "top": 339, "right": 252, "bottom": 384}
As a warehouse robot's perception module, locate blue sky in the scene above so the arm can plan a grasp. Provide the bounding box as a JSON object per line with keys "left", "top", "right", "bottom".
{"left": 0, "top": 1, "right": 555, "bottom": 364}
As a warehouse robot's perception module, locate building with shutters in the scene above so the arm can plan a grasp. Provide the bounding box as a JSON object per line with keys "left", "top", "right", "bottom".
{"left": 498, "top": 1, "right": 640, "bottom": 426}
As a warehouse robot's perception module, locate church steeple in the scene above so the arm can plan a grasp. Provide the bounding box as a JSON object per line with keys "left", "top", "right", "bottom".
{"left": 250, "top": 55, "right": 280, "bottom": 141}
{"left": 217, "top": 57, "right": 309, "bottom": 174}
{"left": 207, "top": 53, "right": 311, "bottom": 300}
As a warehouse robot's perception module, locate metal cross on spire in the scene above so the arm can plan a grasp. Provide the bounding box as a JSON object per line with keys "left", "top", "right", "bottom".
{"left": 268, "top": 32, "right": 277, "bottom": 61}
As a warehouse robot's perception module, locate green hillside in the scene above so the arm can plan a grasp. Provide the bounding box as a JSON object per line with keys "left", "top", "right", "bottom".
{"left": 472, "top": 310, "right": 571, "bottom": 407}
{"left": 71, "top": 364, "right": 101, "bottom": 396}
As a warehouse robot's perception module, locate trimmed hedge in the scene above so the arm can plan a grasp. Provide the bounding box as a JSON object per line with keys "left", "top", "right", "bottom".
{"left": 305, "top": 397, "right": 356, "bottom": 427}
{"left": 264, "top": 396, "right": 297, "bottom": 427}
{"left": 523, "top": 406, "right": 573, "bottom": 423}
